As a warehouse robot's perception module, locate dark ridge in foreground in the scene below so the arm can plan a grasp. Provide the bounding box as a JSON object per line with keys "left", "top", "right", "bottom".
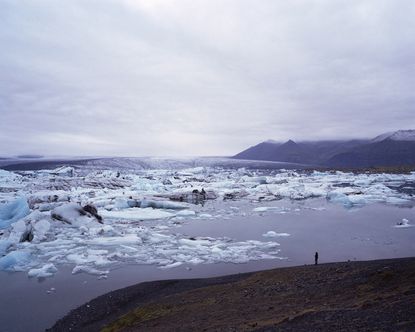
{"left": 49, "top": 257, "right": 415, "bottom": 332}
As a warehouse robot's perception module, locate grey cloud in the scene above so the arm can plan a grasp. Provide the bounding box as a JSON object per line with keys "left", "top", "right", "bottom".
{"left": 0, "top": 0, "right": 414, "bottom": 156}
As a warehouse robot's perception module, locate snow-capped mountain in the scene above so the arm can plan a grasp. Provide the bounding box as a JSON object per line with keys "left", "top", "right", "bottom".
{"left": 233, "top": 130, "right": 415, "bottom": 168}
{"left": 373, "top": 130, "right": 415, "bottom": 142}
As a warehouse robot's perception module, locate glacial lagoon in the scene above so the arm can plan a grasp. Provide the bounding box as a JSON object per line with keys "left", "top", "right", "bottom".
{"left": 0, "top": 159, "right": 414, "bottom": 331}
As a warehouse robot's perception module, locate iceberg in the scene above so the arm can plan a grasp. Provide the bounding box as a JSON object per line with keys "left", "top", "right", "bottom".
{"left": 100, "top": 208, "right": 174, "bottom": 221}
{"left": 0, "top": 198, "right": 30, "bottom": 229}
{"left": 28, "top": 263, "right": 58, "bottom": 278}
{"left": 51, "top": 203, "right": 102, "bottom": 225}
{"left": 0, "top": 250, "right": 31, "bottom": 271}
{"left": 140, "top": 199, "right": 188, "bottom": 210}
{"left": 0, "top": 163, "right": 413, "bottom": 279}
{"left": 263, "top": 231, "right": 290, "bottom": 238}
{"left": 394, "top": 218, "right": 412, "bottom": 228}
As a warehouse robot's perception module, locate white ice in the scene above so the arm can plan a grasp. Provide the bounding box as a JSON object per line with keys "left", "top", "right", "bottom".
{"left": 100, "top": 208, "right": 175, "bottom": 221}
{"left": 28, "top": 263, "right": 58, "bottom": 278}
{"left": 0, "top": 165, "right": 413, "bottom": 278}
{"left": 262, "top": 231, "right": 290, "bottom": 238}
{"left": 394, "top": 218, "right": 412, "bottom": 228}
{"left": 0, "top": 198, "right": 30, "bottom": 229}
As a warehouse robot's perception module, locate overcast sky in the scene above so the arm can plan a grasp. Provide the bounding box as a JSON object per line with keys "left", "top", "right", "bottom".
{"left": 1, "top": 0, "right": 414, "bottom": 157}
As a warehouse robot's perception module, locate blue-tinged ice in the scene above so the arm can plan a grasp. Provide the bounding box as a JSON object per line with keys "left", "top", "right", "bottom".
{"left": 0, "top": 250, "right": 31, "bottom": 271}
{"left": 0, "top": 198, "right": 30, "bottom": 229}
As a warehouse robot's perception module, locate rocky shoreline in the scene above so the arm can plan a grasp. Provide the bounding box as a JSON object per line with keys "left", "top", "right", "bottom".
{"left": 49, "top": 257, "right": 415, "bottom": 331}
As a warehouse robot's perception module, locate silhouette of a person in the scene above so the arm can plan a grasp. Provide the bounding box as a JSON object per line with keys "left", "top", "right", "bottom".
{"left": 315, "top": 251, "right": 319, "bottom": 265}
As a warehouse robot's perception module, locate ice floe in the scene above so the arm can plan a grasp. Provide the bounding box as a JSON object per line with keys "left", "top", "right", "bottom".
{"left": 28, "top": 263, "right": 58, "bottom": 278}
{"left": 0, "top": 198, "right": 30, "bottom": 229}
{"left": 100, "top": 208, "right": 175, "bottom": 221}
{"left": 0, "top": 250, "right": 31, "bottom": 271}
{"left": 0, "top": 165, "right": 413, "bottom": 278}
{"left": 262, "top": 231, "right": 290, "bottom": 238}
{"left": 394, "top": 218, "right": 412, "bottom": 228}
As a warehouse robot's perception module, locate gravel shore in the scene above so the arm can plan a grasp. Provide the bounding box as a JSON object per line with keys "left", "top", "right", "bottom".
{"left": 49, "top": 257, "right": 415, "bottom": 332}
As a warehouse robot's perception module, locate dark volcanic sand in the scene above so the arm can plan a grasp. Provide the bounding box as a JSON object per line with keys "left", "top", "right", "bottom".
{"left": 49, "top": 257, "right": 415, "bottom": 332}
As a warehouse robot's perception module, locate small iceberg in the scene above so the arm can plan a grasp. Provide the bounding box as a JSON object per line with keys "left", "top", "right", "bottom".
{"left": 0, "top": 198, "right": 30, "bottom": 229}
{"left": 394, "top": 218, "right": 412, "bottom": 228}
{"left": 262, "top": 231, "right": 290, "bottom": 238}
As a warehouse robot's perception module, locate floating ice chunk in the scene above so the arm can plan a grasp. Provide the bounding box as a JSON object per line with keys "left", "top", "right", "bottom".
{"left": 326, "top": 192, "right": 357, "bottom": 208}
{"left": 241, "top": 176, "right": 268, "bottom": 184}
{"left": 176, "top": 210, "right": 196, "bottom": 217}
{"left": 307, "top": 207, "right": 326, "bottom": 211}
{"left": 162, "top": 191, "right": 212, "bottom": 204}
{"left": 253, "top": 206, "right": 290, "bottom": 214}
{"left": 198, "top": 213, "right": 213, "bottom": 218}
{"left": 0, "top": 169, "right": 20, "bottom": 181}
{"left": 385, "top": 196, "right": 412, "bottom": 206}
{"left": 33, "top": 219, "right": 51, "bottom": 242}
{"left": 223, "top": 189, "right": 249, "bottom": 200}
{"left": 6, "top": 211, "right": 50, "bottom": 244}
{"left": 159, "top": 261, "right": 183, "bottom": 269}
{"left": 52, "top": 203, "right": 85, "bottom": 224}
{"left": 72, "top": 265, "right": 109, "bottom": 276}
{"left": 28, "top": 263, "right": 57, "bottom": 278}
{"left": 100, "top": 208, "right": 174, "bottom": 221}
{"left": 36, "top": 202, "right": 61, "bottom": 212}
{"left": 0, "top": 170, "right": 23, "bottom": 191}
{"left": 28, "top": 191, "right": 70, "bottom": 205}
{"left": 0, "top": 239, "right": 12, "bottom": 256}
{"left": 253, "top": 206, "right": 281, "bottom": 213}
{"left": 66, "top": 253, "right": 111, "bottom": 265}
{"left": 66, "top": 250, "right": 111, "bottom": 266}
{"left": 394, "top": 218, "right": 412, "bottom": 228}
{"left": 179, "top": 167, "right": 205, "bottom": 175}
{"left": 114, "top": 198, "right": 130, "bottom": 209}
{"left": 140, "top": 199, "right": 187, "bottom": 210}
{"left": 51, "top": 203, "right": 102, "bottom": 225}
{"left": 46, "top": 287, "right": 56, "bottom": 294}
{"left": 86, "top": 234, "right": 142, "bottom": 246}
{"left": 8, "top": 218, "right": 31, "bottom": 243}
{"left": 262, "top": 231, "right": 290, "bottom": 238}
{"left": 0, "top": 250, "right": 31, "bottom": 271}
{"left": 90, "top": 199, "right": 113, "bottom": 208}
{"left": 0, "top": 198, "right": 30, "bottom": 229}
{"left": 87, "top": 225, "right": 115, "bottom": 237}
{"left": 347, "top": 195, "right": 368, "bottom": 206}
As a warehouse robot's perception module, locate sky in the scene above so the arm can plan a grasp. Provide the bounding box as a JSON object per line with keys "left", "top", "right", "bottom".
{"left": 0, "top": 0, "right": 414, "bottom": 157}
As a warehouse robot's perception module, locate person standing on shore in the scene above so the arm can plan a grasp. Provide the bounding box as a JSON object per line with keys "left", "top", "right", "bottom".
{"left": 315, "top": 252, "right": 319, "bottom": 265}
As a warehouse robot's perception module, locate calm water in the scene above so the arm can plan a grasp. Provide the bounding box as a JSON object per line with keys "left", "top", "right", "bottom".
{"left": 0, "top": 198, "right": 414, "bottom": 332}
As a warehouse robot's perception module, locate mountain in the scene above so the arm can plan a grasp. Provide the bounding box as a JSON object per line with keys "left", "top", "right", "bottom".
{"left": 233, "top": 141, "right": 282, "bottom": 161}
{"left": 271, "top": 140, "right": 315, "bottom": 164}
{"left": 233, "top": 139, "right": 369, "bottom": 165}
{"left": 372, "top": 130, "right": 415, "bottom": 142}
{"left": 234, "top": 140, "right": 316, "bottom": 164}
{"left": 233, "top": 130, "right": 415, "bottom": 168}
{"left": 326, "top": 138, "right": 415, "bottom": 168}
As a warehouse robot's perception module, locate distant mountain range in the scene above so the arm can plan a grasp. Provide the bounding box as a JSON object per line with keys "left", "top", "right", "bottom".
{"left": 233, "top": 130, "right": 415, "bottom": 168}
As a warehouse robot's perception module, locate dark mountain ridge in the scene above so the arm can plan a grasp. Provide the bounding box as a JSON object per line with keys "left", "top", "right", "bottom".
{"left": 233, "top": 130, "right": 415, "bottom": 168}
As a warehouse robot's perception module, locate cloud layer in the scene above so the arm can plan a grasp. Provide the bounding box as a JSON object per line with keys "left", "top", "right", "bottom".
{"left": 1, "top": 0, "right": 414, "bottom": 156}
